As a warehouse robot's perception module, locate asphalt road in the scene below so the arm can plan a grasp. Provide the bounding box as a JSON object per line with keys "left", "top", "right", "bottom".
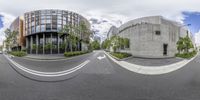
{"left": 0, "top": 50, "right": 200, "bottom": 100}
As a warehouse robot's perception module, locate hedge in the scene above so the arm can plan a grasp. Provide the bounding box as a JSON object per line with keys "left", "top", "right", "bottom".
{"left": 64, "top": 51, "right": 90, "bottom": 57}
{"left": 175, "top": 51, "right": 197, "bottom": 58}
{"left": 110, "top": 52, "right": 131, "bottom": 59}
{"left": 10, "top": 51, "right": 27, "bottom": 57}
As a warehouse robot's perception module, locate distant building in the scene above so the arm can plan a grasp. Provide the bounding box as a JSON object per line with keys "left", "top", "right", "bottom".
{"left": 9, "top": 16, "right": 25, "bottom": 51}
{"left": 108, "top": 16, "right": 193, "bottom": 58}
{"left": 107, "top": 26, "right": 118, "bottom": 39}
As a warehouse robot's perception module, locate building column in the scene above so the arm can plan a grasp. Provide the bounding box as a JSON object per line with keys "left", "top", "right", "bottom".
{"left": 26, "top": 37, "right": 28, "bottom": 53}
{"left": 36, "top": 34, "right": 39, "bottom": 54}
{"left": 30, "top": 36, "right": 33, "bottom": 54}
{"left": 57, "top": 34, "right": 60, "bottom": 54}
{"left": 51, "top": 33, "right": 53, "bottom": 54}
{"left": 43, "top": 33, "right": 45, "bottom": 54}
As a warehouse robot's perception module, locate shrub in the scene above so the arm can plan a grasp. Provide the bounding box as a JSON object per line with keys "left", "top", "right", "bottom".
{"left": 175, "top": 50, "right": 197, "bottom": 58}
{"left": 64, "top": 51, "right": 90, "bottom": 57}
{"left": 10, "top": 51, "right": 27, "bottom": 57}
{"left": 110, "top": 52, "right": 131, "bottom": 59}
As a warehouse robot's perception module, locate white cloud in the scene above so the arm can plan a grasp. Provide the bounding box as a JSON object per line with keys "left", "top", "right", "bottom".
{"left": 195, "top": 30, "right": 200, "bottom": 47}
{"left": 0, "top": 0, "right": 200, "bottom": 43}
{"left": 0, "top": 12, "right": 15, "bottom": 45}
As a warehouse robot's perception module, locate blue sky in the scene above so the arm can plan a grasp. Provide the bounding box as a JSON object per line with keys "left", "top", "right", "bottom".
{"left": 0, "top": 16, "right": 3, "bottom": 29}
{"left": 183, "top": 12, "right": 200, "bottom": 35}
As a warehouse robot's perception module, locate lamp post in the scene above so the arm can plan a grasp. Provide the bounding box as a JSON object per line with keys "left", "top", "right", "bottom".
{"left": 179, "top": 24, "right": 191, "bottom": 38}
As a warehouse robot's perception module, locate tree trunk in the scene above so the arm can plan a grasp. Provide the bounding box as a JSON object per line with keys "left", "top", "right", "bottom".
{"left": 64, "top": 35, "right": 67, "bottom": 52}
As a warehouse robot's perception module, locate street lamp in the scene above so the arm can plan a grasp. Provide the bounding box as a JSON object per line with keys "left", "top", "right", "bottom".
{"left": 178, "top": 24, "right": 191, "bottom": 38}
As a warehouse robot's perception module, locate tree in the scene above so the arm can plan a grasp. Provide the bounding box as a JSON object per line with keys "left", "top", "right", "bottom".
{"left": 4, "top": 28, "right": 18, "bottom": 51}
{"left": 177, "top": 37, "right": 184, "bottom": 53}
{"left": 0, "top": 45, "right": 2, "bottom": 51}
{"left": 176, "top": 35, "right": 194, "bottom": 54}
{"left": 184, "top": 35, "right": 194, "bottom": 53}
{"left": 59, "top": 21, "right": 91, "bottom": 52}
{"left": 79, "top": 21, "right": 91, "bottom": 43}
{"left": 91, "top": 40, "right": 100, "bottom": 50}
{"left": 102, "top": 39, "right": 111, "bottom": 49}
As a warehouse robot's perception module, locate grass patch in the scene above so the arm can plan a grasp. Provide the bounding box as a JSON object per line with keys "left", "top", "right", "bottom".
{"left": 64, "top": 51, "right": 91, "bottom": 57}
{"left": 175, "top": 51, "right": 197, "bottom": 58}
{"left": 110, "top": 52, "right": 131, "bottom": 59}
{"left": 10, "top": 51, "right": 27, "bottom": 57}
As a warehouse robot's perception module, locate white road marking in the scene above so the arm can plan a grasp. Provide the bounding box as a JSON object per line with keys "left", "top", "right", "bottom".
{"left": 97, "top": 55, "right": 106, "bottom": 60}
{"left": 4, "top": 54, "right": 90, "bottom": 77}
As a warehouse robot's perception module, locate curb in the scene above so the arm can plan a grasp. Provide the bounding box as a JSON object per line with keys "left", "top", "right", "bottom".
{"left": 22, "top": 52, "right": 93, "bottom": 61}
{"left": 105, "top": 52, "right": 133, "bottom": 61}
{"left": 104, "top": 51, "right": 197, "bottom": 75}
{"left": 3, "top": 54, "right": 90, "bottom": 82}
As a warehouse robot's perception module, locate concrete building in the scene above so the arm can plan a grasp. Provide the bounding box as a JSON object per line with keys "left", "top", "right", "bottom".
{"left": 9, "top": 16, "right": 25, "bottom": 51}
{"left": 107, "top": 26, "right": 118, "bottom": 39}
{"left": 21, "top": 9, "right": 90, "bottom": 54}
{"left": 109, "top": 16, "right": 192, "bottom": 58}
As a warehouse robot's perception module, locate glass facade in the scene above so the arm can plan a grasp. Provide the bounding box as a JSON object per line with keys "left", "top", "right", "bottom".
{"left": 24, "top": 9, "right": 83, "bottom": 35}
{"left": 24, "top": 9, "right": 90, "bottom": 54}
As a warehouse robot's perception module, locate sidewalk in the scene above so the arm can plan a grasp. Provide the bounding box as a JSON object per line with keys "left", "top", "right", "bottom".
{"left": 25, "top": 54, "right": 66, "bottom": 60}
{"left": 125, "top": 57, "right": 184, "bottom": 67}
{"left": 104, "top": 51, "right": 197, "bottom": 75}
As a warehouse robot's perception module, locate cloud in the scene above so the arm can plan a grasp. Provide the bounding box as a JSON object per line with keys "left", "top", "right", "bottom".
{"left": 195, "top": 30, "right": 200, "bottom": 47}
{"left": 1, "top": 0, "right": 200, "bottom": 42}
{"left": 0, "top": 12, "right": 15, "bottom": 45}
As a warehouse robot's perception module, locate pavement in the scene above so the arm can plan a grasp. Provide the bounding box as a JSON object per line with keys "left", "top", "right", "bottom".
{"left": 125, "top": 56, "right": 184, "bottom": 66}
{"left": 105, "top": 51, "right": 197, "bottom": 75}
{"left": 25, "top": 54, "right": 66, "bottom": 60}
{"left": 0, "top": 50, "right": 200, "bottom": 100}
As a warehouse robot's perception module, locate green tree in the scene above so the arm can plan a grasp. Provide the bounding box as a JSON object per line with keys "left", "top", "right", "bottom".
{"left": 177, "top": 37, "right": 185, "bottom": 53}
{"left": 4, "top": 29, "right": 18, "bottom": 51}
{"left": 91, "top": 40, "right": 100, "bottom": 50}
{"left": 32, "top": 44, "right": 37, "bottom": 50}
{"left": 102, "top": 39, "right": 111, "bottom": 49}
{"left": 177, "top": 35, "right": 194, "bottom": 54}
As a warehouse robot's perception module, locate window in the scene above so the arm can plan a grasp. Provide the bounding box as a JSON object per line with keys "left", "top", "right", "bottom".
{"left": 41, "top": 16, "right": 45, "bottom": 19}
{"left": 52, "top": 15, "right": 57, "bottom": 20}
{"left": 46, "top": 19, "right": 51, "bottom": 23}
{"left": 57, "top": 20, "right": 62, "bottom": 24}
{"left": 41, "top": 25, "right": 45, "bottom": 31}
{"left": 36, "top": 26, "right": 40, "bottom": 32}
{"left": 46, "top": 15, "right": 51, "bottom": 19}
{"left": 52, "top": 20, "right": 57, "bottom": 25}
{"left": 31, "top": 22, "right": 34, "bottom": 26}
{"left": 57, "top": 15, "right": 62, "bottom": 19}
{"left": 57, "top": 25, "right": 62, "bottom": 31}
{"left": 41, "top": 20, "right": 45, "bottom": 24}
{"left": 63, "top": 20, "right": 66, "bottom": 25}
{"left": 52, "top": 25, "right": 57, "bottom": 30}
{"left": 155, "top": 31, "right": 161, "bottom": 35}
{"left": 31, "top": 27, "right": 35, "bottom": 33}
{"left": 46, "top": 24, "right": 51, "bottom": 31}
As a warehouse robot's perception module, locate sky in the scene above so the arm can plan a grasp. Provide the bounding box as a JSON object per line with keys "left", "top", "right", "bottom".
{"left": 0, "top": 0, "right": 200, "bottom": 46}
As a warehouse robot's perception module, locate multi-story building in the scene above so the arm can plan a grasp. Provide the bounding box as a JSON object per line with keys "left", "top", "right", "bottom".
{"left": 108, "top": 16, "right": 193, "bottom": 58}
{"left": 107, "top": 26, "right": 118, "bottom": 39}
{"left": 9, "top": 16, "right": 25, "bottom": 51}
{"left": 21, "top": 9, "right": 90, "bottom": 54}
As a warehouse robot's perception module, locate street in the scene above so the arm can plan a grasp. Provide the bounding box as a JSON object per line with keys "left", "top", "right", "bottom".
{"left": 0, "top": 50, "right": 200, "bottom": 100}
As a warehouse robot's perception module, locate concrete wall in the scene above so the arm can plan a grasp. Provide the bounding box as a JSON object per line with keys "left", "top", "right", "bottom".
{"left": 117, "top": 16, "right": 182, "bottom": 58}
